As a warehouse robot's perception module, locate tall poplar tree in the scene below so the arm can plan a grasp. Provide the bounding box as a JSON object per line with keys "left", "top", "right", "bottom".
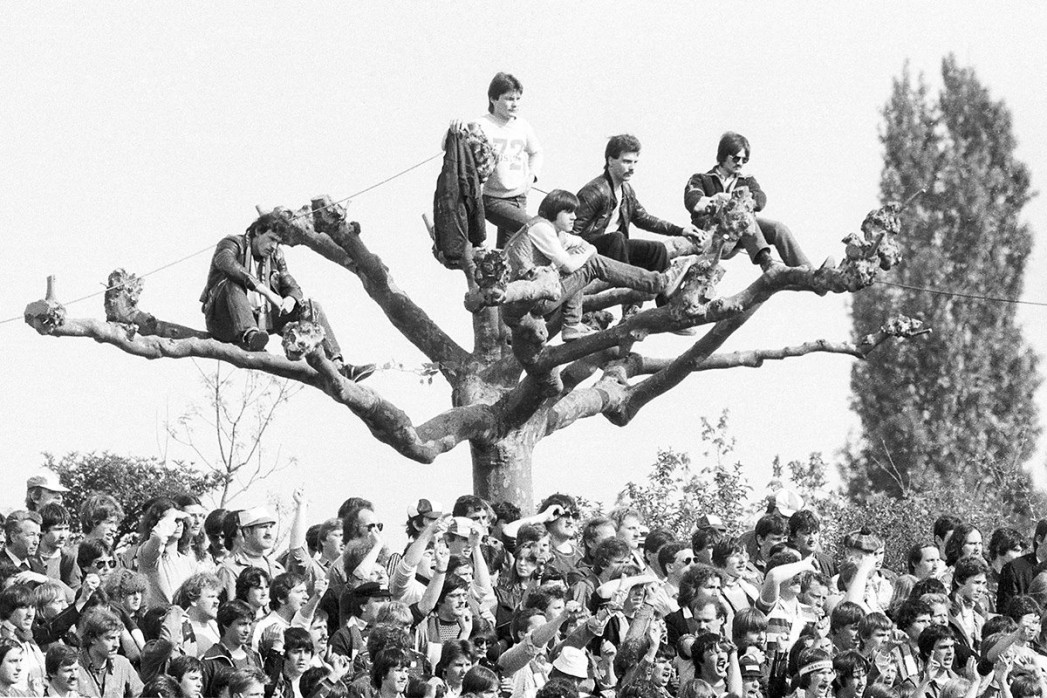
{"left": 846, "top": 56, "right": 1041, "bottom": 497}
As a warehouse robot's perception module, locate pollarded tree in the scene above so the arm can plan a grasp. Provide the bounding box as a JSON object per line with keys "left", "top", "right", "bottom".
{"left": 846, "top": 56, "right": 1042, "bottom": 499}
{"left": 25, "top": 184, "right": 921, "bottom": 512}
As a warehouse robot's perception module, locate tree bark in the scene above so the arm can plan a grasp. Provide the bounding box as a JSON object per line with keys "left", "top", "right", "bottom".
{"left": 471, "top": 435, "right": 535, "bottom": 513}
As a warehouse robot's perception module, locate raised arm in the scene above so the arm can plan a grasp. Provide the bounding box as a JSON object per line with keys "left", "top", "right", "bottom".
{"left": 416, "top": 539, "right": 450, "bottom": 617}
{"left": 498, "top": 603, "right": 575, "bottom": 675}
{"left": 759, "top": 558, "right": 816, "bottom": 608}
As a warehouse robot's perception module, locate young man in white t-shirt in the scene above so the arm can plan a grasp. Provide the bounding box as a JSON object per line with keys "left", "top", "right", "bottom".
{"left": 474, "top": 72, "right": 543, "bottom": 247}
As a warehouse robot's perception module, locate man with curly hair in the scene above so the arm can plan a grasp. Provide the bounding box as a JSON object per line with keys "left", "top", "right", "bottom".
{"left": 199, "top": 212, "right": 374, "bottom": 382}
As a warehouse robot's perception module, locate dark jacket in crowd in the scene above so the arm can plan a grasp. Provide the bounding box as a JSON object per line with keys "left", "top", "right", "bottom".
{"left": 997, "top": 551, "right": 1043, "bottom": 611}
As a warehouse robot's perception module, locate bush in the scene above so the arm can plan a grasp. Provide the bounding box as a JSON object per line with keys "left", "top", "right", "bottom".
{"left": 44, "top": 451, "right": 223, "bottom": 538}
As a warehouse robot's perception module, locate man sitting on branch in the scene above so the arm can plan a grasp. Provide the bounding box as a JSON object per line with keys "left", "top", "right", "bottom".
{"left": 199, "top": 212, "right": 375, "bottom": 382}
{"left": 503, "top": 190, "right": 698, "bottom": 341}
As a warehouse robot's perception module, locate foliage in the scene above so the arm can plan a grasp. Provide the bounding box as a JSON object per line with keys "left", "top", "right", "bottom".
{"left": 846, "top": 55, "right": 1042, "bottom": 497}
{"left": 616, "top": 411, "right": 754, "bottom": 538}
{"left": 618, "top": 410, "right": 1047, "bottom": 572}
{"left": 760, "top": 440, "right": 1046, "bottom": 571}
{"left": 165, "top": 361, "right": 300, "bottom": 506}
{"left": 817, "top": 453, "right": 1047, "bottom": 571}
{"left": 44, "top": 451, "right": 223, "bottom": 538}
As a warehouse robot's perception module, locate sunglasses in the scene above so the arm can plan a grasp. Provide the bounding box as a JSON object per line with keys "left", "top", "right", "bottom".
{"left": 94, "top": 559, "right": 117, "bottom": 570}
{"left": 366, "top": 522, "right": 384, "bottom": 532}
{"left": 560, "top": 511, "right": 581, "bottom": 520}
{"left": 729, "top": 153, "right": 749, "bottom": 164}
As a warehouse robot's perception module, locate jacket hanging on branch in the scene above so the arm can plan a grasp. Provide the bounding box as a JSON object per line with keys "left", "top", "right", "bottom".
{"left": 430, "top": 126, "right": 495, "bottom": 269}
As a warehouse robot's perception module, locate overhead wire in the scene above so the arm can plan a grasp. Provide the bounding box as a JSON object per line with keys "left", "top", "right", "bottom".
{"left": 4, "top": 153, "right": 1045, "bottom": 326}
{"left": 0, "top": 152, "right": 443, "bottom": 327}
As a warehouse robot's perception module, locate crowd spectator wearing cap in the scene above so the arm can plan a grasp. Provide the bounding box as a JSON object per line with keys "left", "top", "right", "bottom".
{"left": 25, "top": 471, "right": 69, "bottom": 513}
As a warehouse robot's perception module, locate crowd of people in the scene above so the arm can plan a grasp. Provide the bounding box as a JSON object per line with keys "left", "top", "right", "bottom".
{"left": 2, "top": 470, "right": 1047, "bottom": 698}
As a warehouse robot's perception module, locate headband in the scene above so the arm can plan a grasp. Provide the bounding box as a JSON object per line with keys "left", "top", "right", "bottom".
{"left": 799, "top": 660, "right": 833, "bottom": 677}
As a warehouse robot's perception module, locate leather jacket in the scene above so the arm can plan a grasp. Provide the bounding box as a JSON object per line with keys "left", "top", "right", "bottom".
{"left": 573, "top": 170, "right": 683, "bottom": 242}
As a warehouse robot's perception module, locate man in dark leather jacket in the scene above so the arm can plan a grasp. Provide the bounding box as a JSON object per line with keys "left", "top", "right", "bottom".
{"left": 684, "top": 132, "right": 831, "bottom": 271}
{"left": 199, "top": 212, "right": 374, "bottom": 382}
{"left": 573, "top": 134, "right": 703, "bottom": 274}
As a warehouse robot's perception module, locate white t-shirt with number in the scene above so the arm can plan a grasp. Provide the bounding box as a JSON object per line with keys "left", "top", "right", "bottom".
{"left": 475, "top": 113, "right": 542, "bottom": 198}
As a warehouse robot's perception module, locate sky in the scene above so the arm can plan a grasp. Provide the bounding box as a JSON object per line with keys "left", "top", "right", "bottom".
{"left": 2, "top": 3, "right": 1046, "bottom": 547}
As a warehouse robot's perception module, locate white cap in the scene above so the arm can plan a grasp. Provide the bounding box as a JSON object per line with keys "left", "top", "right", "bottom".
{"left": 26, "top": 470, "right": 69, "bottom": 492}
{"left": 774, "top": 489, "right": 805, "bottom": 518}
{"left": 552, "top": 647, "right": 589, "bottom": 679}
{"left": 238, "top": 506, "right": 277, "bottom": 528}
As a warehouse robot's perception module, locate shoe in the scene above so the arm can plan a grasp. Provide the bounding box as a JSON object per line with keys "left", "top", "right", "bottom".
{"left": 662, "top": 255, "right": 700, "bottom": 297}
{"left": 241, "top": 328, "right": 269, "bottom": 352}
{"left": 562, "top": 323, "right": 597, "bottom": 342}
{"left": 621, "top": 303, "right": 642, "bottom": 319}
{"left": 340, "top": 363, "right": 376, "bottom": 382}
{"left": 671, "top": 326, "right": 698, "bottom": 336}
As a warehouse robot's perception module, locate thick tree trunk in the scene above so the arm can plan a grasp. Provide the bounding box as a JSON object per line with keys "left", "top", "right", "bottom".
{"left": 471, "top": 435, "right": 534, "bottom": 513}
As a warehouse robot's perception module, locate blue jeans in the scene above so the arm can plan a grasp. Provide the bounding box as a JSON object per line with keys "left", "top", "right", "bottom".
{"left": 730, "top": 217, "right": 810, "bottom": 267}
{"left": 483, "top": 193, "right": 530, "bottom": 248}
{"left": 536, "top": 255, "right": 667, "bottom": 327}
{"left": 204, "top": 281, "right": 343, "bottom": 358}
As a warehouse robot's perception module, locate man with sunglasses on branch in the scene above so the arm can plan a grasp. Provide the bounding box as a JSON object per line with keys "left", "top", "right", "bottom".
{"left": 684, "top": 132, "right": 831, "bottom": 271}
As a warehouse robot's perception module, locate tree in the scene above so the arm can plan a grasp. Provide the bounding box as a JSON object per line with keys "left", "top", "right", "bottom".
{"left": 846, "top": 56, "right": 1042, "bottom": 499}
{"left": 165, "top": 361, "right": 301, "bottom": 507}
{"left": 616, "top": 412, "right": 754, "bottom": 537}
{"left": 25, "top": 184, "right": 922, "bottom": 511}
{"left": 44, "top": 451, "right": 224, "bottom": 538}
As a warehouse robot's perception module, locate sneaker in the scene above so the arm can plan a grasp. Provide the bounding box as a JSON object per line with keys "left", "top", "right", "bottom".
{"left": 340, "top": 363, "right": 376, "bottom": 382}
{"left": 562, "top": 323, "right": 597, "bottom": 342}
{"left": 241, "top": 328, "right": 269, "bottom": 352}
{"left": 662, "top": 255, "right": 700, "bottom": 297}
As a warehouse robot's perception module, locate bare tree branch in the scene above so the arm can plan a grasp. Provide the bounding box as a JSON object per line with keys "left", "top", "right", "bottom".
{"left": 280, "top": 198, "right": 470, "bottom": 382}
{"left": 637, "top": 337, "right": 889, "bottom": 374}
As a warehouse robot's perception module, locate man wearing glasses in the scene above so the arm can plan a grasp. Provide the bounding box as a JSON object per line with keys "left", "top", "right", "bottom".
{"left": 501, "top": 494, "right": 583, "bottom": 581}
{"left": 684, "top": 131, "right": 830, "bottom": 271}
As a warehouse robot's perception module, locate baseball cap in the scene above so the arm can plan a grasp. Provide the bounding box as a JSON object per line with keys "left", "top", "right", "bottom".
{"left": 26, "top": 471, "right": 69, "bottom": 493}
{"left": 696, "top": 513, "right": 726, "bottom": 532}
{"left": 238, "top": 507, "right": 277, "bottom": 528}
{"left": 740, "top": 652, "right": 762, "bottom": 678}
{"left": 408, "top": 498, "right": 443, "bottom": 519}
{"left": 348, "top": 582, "right": 392, "bottom": 600}
{"left": 773, "top": 490, "right": 805, "bottom": 518}
{"left": 447, "top": 517, "right": 475, "bottom": 538}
